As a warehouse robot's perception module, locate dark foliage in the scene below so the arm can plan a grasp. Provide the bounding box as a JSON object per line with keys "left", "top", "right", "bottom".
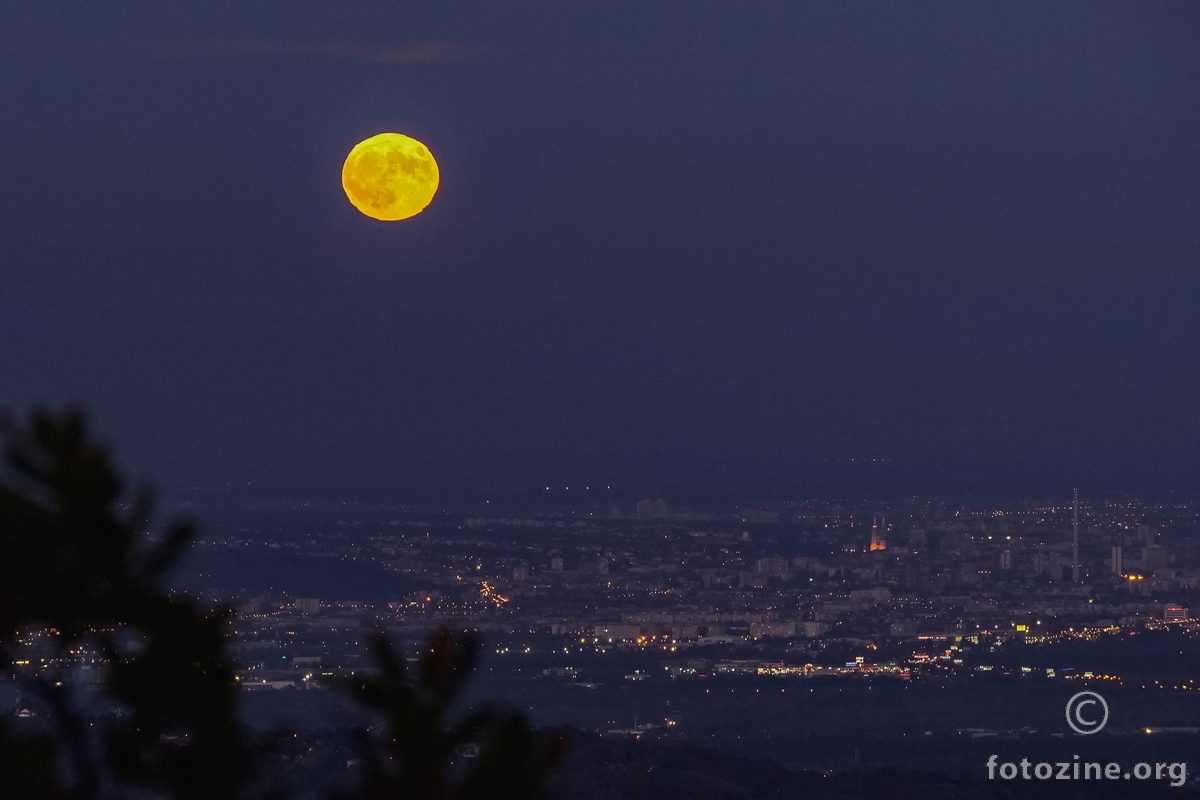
{"left": 334, "top": 629, "right": 565, "bottom": 800}
{"left": 0, "top": 408, "right": 562, "bottom": 799}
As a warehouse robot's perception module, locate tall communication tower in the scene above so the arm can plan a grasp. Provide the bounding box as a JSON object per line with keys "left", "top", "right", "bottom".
{"left": 1072, "top": 488, "right": 1080, "bottom": 583}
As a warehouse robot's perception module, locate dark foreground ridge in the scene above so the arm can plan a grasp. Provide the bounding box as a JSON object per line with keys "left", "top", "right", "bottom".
{"left": 552, "top": 733, "right": 1200, "bottom": 800}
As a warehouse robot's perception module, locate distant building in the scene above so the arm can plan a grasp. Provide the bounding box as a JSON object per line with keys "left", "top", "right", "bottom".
{"left": 1143, "top": 545, "right": 1170, "bottom": 569}
{"left": 750, "top": 621, "right": 796, "bottom": 639}
{"left": 849, "top": 587, "right": 891, "bottom": 605}
{"left": 999, "top": 550, "right": 1012, "bottom": 570}
{"left": 294, "top": 597, "right": 321, "bottom": 614}
{"left": 869, "top": 515, "right": 887, "bottom": 551}
{"left": 596, "top": 624, "right": 642, "bottom": 642}
{"left": 635, "top": 498, "right": 669, "bottom": 519}
{"left": 799, "top": 620, "right": 829, "bottom": 637}
{"left": 1111, "top": 546, "right": 1123, "bottom": 576}
{"left": 1033, "top": 551, "right": 1063, "bottom": 581}
{"left": 1164, "top": 606, "right": 1190, "bottom": 623}
{"left": 756, "top": 556, "right": 791, "bottom": 578}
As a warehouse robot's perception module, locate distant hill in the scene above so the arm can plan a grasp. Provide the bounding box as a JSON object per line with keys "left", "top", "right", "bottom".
{"left": 168, "top": 544, "right": 411, "bottom": 602}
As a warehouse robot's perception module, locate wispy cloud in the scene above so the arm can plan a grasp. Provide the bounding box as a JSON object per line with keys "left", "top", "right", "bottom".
{"left": 176, "top": 37, "right": 469, "bottom": 65}
{"left": 0, "top": 34, "right": 470, "bottom": 66}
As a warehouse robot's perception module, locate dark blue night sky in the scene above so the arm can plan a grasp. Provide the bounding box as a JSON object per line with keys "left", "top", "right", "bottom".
{"left": 2, "top": 3, "right": 1198, "bottom": 494}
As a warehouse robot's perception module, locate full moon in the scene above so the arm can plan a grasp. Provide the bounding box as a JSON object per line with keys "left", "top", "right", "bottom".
{"left": 341, "top": 132, "right": 439, "bottom": 221}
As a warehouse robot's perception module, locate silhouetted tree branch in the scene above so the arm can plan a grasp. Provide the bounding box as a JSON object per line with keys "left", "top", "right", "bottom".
{"left": 0, "top": 407, "right": 563, "bottom": 799}
{"left": 335, "top": 629, "right": 565, "bottom": 800}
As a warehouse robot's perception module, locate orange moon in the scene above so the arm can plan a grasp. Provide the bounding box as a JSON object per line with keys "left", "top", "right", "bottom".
{"left": 341, "top": 132, "right": 439, "bottom": 221}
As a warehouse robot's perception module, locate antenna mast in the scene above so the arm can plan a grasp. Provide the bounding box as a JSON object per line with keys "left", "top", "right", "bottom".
{"left": 1072, "top": 488, "right": 1080, "bottom": 583}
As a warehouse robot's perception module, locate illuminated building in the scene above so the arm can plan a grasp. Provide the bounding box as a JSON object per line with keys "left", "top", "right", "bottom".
{"left": 1164, "top": 606, "right": 1189, "bottom": 623}
{"left": 869, "top": 515, "right": 887, "bottom": 552}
